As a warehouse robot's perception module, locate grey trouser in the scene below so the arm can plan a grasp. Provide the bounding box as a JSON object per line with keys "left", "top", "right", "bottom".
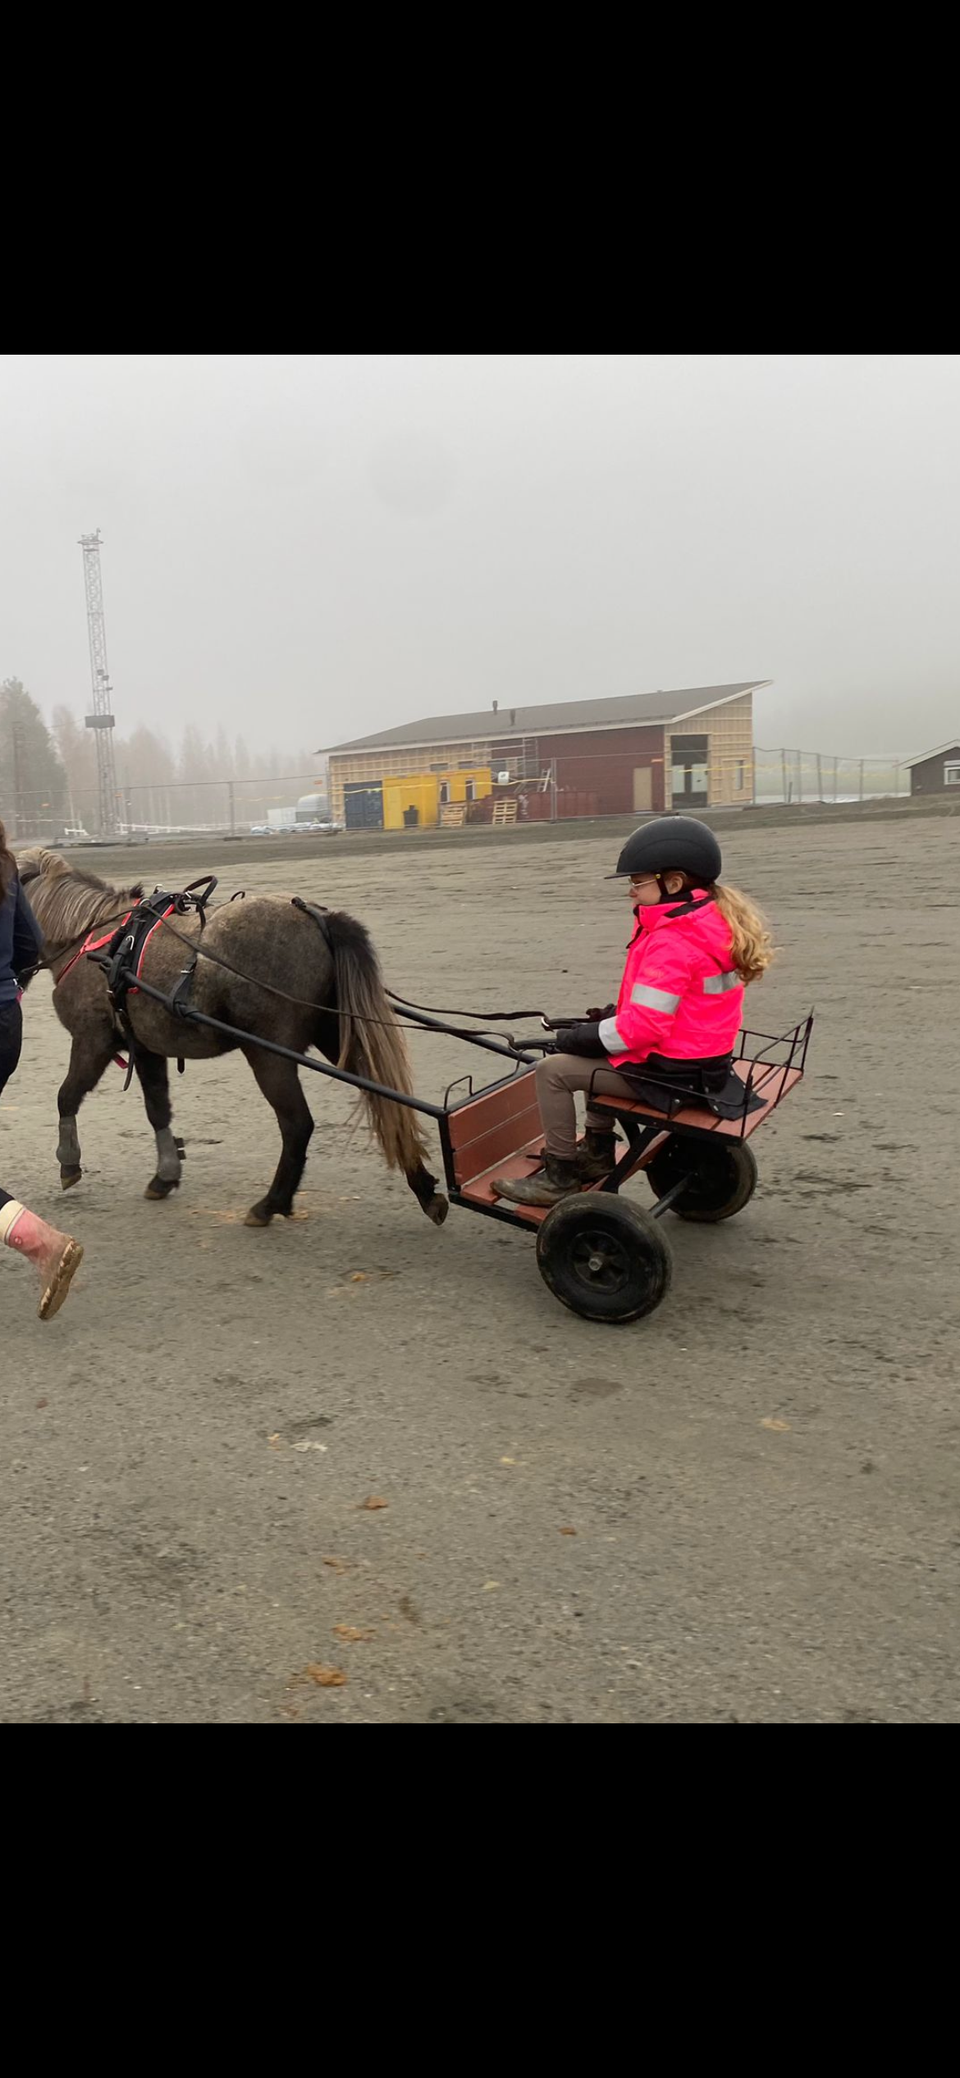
{"left": 535, "top": 1052, "right": 638, "bottom": 1162}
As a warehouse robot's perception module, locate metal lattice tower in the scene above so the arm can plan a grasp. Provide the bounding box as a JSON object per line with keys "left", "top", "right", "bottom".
{"left": 79, "top": 529, "right": 119, "bottom": 836}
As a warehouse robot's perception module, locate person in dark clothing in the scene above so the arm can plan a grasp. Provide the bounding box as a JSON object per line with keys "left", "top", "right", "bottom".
{"left": 0, "top": 820, "right": 83, "bottom": 1319}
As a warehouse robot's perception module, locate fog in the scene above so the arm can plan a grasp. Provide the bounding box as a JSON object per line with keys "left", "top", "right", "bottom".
{"left": 2, "top": 354, "right": 958, "bottom": 760}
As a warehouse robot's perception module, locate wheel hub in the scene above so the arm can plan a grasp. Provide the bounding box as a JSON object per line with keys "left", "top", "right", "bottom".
{"left": 572, "top": 1230, "right": 632, "bottom": 1294}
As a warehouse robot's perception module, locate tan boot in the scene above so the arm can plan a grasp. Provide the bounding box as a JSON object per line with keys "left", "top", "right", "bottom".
{"left": 0, "top": 1201, "right": 84, "bottom": 1320}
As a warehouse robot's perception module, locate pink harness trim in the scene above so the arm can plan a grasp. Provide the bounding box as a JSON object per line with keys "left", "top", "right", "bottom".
{"left": 54, "top": 903, "right": 176, "bottom": 1071}
{"left": 55, "top": 904, "right": 175, "bottom": 993}
{"left": 129, "top": 910, "right": 171, "bottom": 982}
{"left": 55, "top": 912, "right": 135, "bottom": 990}
{"left": 52, "top": 901, "right": 177, "bottom": 1080}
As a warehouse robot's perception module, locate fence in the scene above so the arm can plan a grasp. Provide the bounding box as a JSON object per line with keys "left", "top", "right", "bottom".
{"left": 0, "top": 774, "right": 324, "bottom": 844}
{"left": 1, "top": 748, "right": 914, "bottom": 844}
{"left": 754, "top": 748, "right": 908, "bottom": 805}
{"left": 458, "top": 750, "right": 912, "bottom": 819}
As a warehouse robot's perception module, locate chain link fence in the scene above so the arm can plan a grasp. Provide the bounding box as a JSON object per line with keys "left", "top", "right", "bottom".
{"left": 463, "top": 749, "right": 911, "bottom": 821}
{"left": 2, "top": 750, "right": 914, "bottom": 844}
{"left": 754, "top": 748, "right": 908, "bottom": 805}
{"left": 0, "top": 775, "right": 327, "bottom": 844}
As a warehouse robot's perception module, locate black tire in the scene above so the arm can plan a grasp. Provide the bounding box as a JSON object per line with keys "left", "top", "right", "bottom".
{"left": 536, "top": 1196, "right": 672, "bottom": 1324}
{"left": 646, "top": 1136, "right": 758, "bottom": 1223}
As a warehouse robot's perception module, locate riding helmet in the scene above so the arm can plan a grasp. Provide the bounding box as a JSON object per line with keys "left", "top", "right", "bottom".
{"left": 607, "top": 814, "right": 722, "bottom": 884}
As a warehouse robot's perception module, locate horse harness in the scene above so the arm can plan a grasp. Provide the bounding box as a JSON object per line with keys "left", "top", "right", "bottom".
{"left": 51, "top": 878, "right": 524, "bottom": 1068}
{"left": 75, "top": 877, "right": 220, "bottom": 1086}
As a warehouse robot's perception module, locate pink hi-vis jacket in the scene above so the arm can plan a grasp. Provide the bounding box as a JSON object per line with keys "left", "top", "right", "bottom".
{"left": 598, "top": 892, "right": 744, "bottom": 1068}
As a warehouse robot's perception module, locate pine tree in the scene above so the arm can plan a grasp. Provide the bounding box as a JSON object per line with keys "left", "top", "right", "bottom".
{"left": 0, "top": 679, "right": 68, "bottom": 840}
{"left": 52, "top": 704, "right": 97, "bottom": 825}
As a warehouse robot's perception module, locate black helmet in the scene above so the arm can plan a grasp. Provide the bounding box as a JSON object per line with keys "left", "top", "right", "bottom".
{"left": 608, "top": 814, "right": 721, "bottom": 883}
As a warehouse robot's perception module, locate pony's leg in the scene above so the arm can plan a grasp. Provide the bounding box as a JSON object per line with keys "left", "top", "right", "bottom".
{"left": 405, "top": 1162, "right": 450, "bottom": 1226}
{"left": 56, "top": 1027, "right": 116, "bottom": 1189}
{"left": 241, "top": 1050, "right": 314, "bottom": 1228}
{"left": 135, "top": 1051, "right": 183, "bottom": 1201}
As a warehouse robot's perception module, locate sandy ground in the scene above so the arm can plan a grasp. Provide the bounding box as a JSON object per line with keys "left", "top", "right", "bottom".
{"left": 1, "top": 816, "right": 957, "bottom": 1724}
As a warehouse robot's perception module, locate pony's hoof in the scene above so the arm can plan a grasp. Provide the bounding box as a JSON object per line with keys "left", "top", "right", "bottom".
{"left": 424, "top": 1192, "right": 449, "bottom": 1226}
{"left": 60, "top": 1168, "right": 83, "bottom": 1191}
{"left": 244, "top": 1206, "right": 272, "bottom": 1228}
{"left": 145, "top": 1177, "right": 178, "bottom": 1201}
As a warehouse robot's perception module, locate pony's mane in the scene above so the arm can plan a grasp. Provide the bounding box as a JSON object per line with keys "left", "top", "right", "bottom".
{"left": 17, "top": 847, "right": 143, "bottom": 953}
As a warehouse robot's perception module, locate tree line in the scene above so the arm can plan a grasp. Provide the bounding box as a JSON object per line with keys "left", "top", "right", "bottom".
{"left": 0, "top": 677, "right": 318, "bottom": 837}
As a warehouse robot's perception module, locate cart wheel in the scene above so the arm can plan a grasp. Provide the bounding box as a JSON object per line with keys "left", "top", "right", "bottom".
{"left": 646, "top": 1137, "right": 757, "bottom": 1223}
{"left": 536, "top": 1196, "right": 672, "bottom": 1324}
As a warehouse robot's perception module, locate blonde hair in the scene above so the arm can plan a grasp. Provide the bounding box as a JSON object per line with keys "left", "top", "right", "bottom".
{"left": 712, "top": 881, "right": 775, "bottom": 985}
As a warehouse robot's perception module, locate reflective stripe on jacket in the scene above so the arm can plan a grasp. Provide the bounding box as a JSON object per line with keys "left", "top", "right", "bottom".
{"left": 597, "top": 890, "right": 744, "bottom": 1068}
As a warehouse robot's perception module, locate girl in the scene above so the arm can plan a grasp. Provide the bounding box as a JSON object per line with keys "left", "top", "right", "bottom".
{"left": 494, "top": 815, "right": 774, "bottom": 1207}
{"left": 0, "top": 819, "right": 83, "bottom": 1318}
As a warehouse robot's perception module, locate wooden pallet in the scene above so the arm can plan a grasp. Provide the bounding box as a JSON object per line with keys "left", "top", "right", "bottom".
{"left": 439, "top": 802, "right": 467, "bottom": 828}
{"left": 491, "top": 799, "right": 519, "bottom": 827}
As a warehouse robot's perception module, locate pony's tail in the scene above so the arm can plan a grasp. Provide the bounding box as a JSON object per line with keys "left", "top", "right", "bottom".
{"left": 712, "top": 882, "right": 776, "bottom": 986}
{"left": 321, "top": 911, "right": 431, "bottom": 1175}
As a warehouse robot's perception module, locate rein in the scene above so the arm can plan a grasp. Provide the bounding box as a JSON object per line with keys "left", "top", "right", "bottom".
{"left": 24, "top": 868, "right": 554, "bottom": 1050}
{"left": 386, "top": 990, "right": 549, "bottom": 1020}
{"left": 145, "top": 911, "right": 550, "bottom": 1044}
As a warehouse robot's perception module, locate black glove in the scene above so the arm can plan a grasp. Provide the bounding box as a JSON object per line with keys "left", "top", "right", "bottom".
{"left": 554, "top": 1020, "right": 607, "bottom": 1058}
{"left": 585, "top": 1003, "right": 615, "bottom": 1022}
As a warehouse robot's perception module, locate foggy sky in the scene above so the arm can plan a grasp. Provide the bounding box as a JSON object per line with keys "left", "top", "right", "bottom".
{"left": 1, "top": 354, "right": 957, "bottom": 758}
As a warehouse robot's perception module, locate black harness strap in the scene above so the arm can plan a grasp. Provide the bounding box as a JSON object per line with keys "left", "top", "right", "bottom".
{"left": 170, "top": 956, "right": 198, "bottom": 1072}
{"left": 96, "top": 890, "right": 177, "bottom": 1012}
{"left": 177, "top": 876, "right": 218, "bottom": 920}
{"left": 291, "top": 896, "right": 333, "bottom": 951}
{"left": 386, "top": 990, "right": 548, "bottom": 1020}
{"left": 89, "top": 881, "right": 219, "bottom": 1086}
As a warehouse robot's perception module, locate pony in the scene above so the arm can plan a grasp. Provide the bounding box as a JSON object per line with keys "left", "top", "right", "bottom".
{"left": 16, "top": 849, "right": 447, "bottom": 1230}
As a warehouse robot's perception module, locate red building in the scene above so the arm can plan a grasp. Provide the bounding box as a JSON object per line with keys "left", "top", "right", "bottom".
{"left": 325, "top": 682, "right": 766, "bottom": 828}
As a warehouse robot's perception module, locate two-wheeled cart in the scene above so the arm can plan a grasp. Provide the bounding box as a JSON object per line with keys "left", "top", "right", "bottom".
{"left": 432, "top": 1016, "right": 812, "bottom": 1324}
{"left": 100, "top": 904, "right": 811, "bottom": 1326}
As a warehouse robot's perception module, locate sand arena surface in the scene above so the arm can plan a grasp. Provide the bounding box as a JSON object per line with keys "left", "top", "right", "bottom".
{"left": 1, "top": 815, "right": 956, "bottom": 1722}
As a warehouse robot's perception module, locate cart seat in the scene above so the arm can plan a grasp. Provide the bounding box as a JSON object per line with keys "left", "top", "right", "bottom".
{"left": 593, "top": 1057, "right": 803, "bottom": 1139}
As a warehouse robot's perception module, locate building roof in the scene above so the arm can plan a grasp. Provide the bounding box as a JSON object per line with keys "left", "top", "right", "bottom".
{"left": 902, "top": 741, "right": 960, "bottom": 767}
{"left": 320, "top": 682, "right": 769, "bottom": 756}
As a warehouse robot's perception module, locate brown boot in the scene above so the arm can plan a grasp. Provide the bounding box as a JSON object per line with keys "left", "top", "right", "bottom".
{"left": 492, "top": 1155, "right": 582, "bottom": 1207}
{"left": 0, "top": 1201, "right": 84, "bottom": 1320}
{"left": 576, "top": 1129, "right": 619, "bottom": 1181}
